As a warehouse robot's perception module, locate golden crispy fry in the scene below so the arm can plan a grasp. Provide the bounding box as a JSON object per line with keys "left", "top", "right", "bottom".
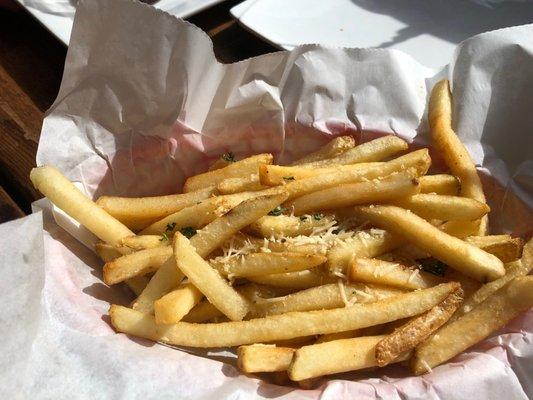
{"left": 154, "top": 283, "right": 204, "bottom": 324}
{"left": 182, "top": 301, "right": 224, "bottom": 323}
{"left": 419, "top": 174, "right": 460, "bottom": 195}
{"left": 132, "top": 257, "right": 185, "bottom": 314}
{"left": 208, "top": 157, "right": 233, "bottom": 171}
{"left": 349, "top": 258, "right": 443, "bottom": 290}
{"left": 278, "top": 149, "right": 430, "bottom": 201}
{"left": 189, "top": 192, "right": 288, "bottom": 258}
{"left": 315, "top": 330, "right": 360, "bottom": 344}
{"left": 298, "top": 136, "right": 408, "bottom": 168}
{"left": 30, "top": 165, "right": 134, "bottom": 247}
{"left": 237, "top": 345, "right": 295, "bottom": 373}
{"left": 247, "top": 214, "right": 335, "bottom": 238}
{"left": 429, "top": 80, "right": 488, "bottom": 235}
{"left": 212, "top": 252, "right": 326, "bottom": 278}
{"left": 439, "top": 219, "right": 481, "bottom": 239}
{"left": 412, "top": 276, "right": 533, "bottom": 374}
{"left": 375, "top": 287, "right": 463, "bottom": 366}
{"left": 110, "top": 282, "right": 457, "bottom": 347}
{"left": 288, "top": 335, "right": 410, "bottom": 381}
{"left": 327, "top": 229, "right": 404, "bottom": 274}
{"left": 246, "top": 269, "right": 335, "bottom": 289}
{"left": 174, "top": 233, "right": 249, "bottom": 321}
{"left": 465, "top": 235, "right": 523, "bottom": 262}
{"left": 103, "top": 246, "right": 173, "bottom": 285}
{"left": 119, "top": 235, "right": 168, "bottom": 250}
{"left": 95, "top": 242, "right": 123, "bottom": 262}
{"left": 287, "top": 171, "right": 421, "bottom": 214}
{"left": 353, "top": 206, "right": 504, "bottom": 282}
{"left": 95, "top": 186, "right": 216, "bottom": 230}
{"left": 217, "top": 174, "right": 267, "bottom": 194}
{"left": 291, "top": 136, "right": 356, "bottom": 165}
{"left": 247, "top": 283, "right": 405, "bottom": 319}
{"left": 390, "top": 194, "right": 489, "bottom": 221}
{"left": 183, "top": 154, "right": 273, "bottom": 192}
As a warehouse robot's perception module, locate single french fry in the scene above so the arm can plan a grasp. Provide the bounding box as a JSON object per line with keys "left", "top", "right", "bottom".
{"left": 439, "top": 219, "right": 481, "bottom": 239}
{"left": 287, "top": 171, "right": 421, "bottom": 214}
{"left": 327, "top": 229, "right": 404, "bottom": 274}
{"left": 119, "top": 235, "right": 168, "bottom": 250}
{"left": 247, "top": 282, "right": 405, "bottom": 319}
{"left": 131, "top": 257, "right": 185, "bottom": 314}
{"left": 30, "top": 165, "right": 134, "bottom": 247}
{"left": 246, "top": 269, "right": 335, "bottom": 289}
{"left": 237, "top": 345, "right": 295, "bottom": 373}
{"left": 182, "top": 301, "right": 224, "bottom": 323}
{"left": 184, "top": 154, "right": 273, "bottom": 192}
{"left": 208, "top": 157, "right": 233, "bottom": 171}
{"left": 353, "top": 206, "right": 504, "bottom": 282}
{"left": 288, "top": 335, "right": 410, "bottom": 381}
{"left": 291, "top": 135, "right": 356, "bottom": 165}
{"left": 212, "top": 252, "right": 326, "bottom": 278}
{"left": 429, "top": 80, "right": 488, "bottom": 235}
{"left": 154, "top": 283, "right": 204, "bottom": 324}
{"left": 95, "top": 186, "right": 217, "bottom": 230}
{"left": 103, "top": 246, "right": 173, "bottom": 285}
{"left": 349, "top": 258, "right": 443, "bottom": 290}
{"left": 315, "top": 330, "right": 360, "bottom": 344}
{"left": 217, "top": 174, "right": 268, "bottom": 194}
{"left": 95, "top": 242, "right": 123, "bottom": 262}
{"left": 247, "top": 214, "right": 336, "bottom": 238}
{"left": 298, "top": 136, "right": 408, "bottom": 168}
{"left": 280, "top": 149, "right": 430, "bottom": 201}
{"left": 109, "top": 282, "right": 458, "bottom": 347}
{"left": 390, "top": 194, "right": 489, "bottom": 221}
{"left": 189, "top": 192, "right": 289, "bottom": 258}
{"left": 419, "top": 174, "right": 460, "bottom": 195}
{"left": 412, "top": 276, "right": 533, "bottom": 374}
{"left": 465, "top": 235, "right": 523, "bottom": 263}
{"left": 174, "top": 233, "right": 249, "bottom": 321}
{"left": 375, "top": 287, "right": 463, "bottom": 366}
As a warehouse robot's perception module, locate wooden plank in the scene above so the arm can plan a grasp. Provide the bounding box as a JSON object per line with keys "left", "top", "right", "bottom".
{"left": 0, "top": 185, "right": 25, "bottom": 223}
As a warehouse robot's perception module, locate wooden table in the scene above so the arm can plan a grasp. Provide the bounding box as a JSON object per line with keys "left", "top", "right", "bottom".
{"left": 0, "top": 0, "right": 276, "bottom": 224}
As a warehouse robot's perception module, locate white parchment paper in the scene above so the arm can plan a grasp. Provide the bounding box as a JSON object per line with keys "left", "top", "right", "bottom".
{"left": 1, "top": 0, "right": 532, "bottom": 398}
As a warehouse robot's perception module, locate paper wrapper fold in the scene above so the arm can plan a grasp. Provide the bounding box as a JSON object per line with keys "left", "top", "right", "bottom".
{"left": 1, "top": 0, "right": 532, "bottom": 398}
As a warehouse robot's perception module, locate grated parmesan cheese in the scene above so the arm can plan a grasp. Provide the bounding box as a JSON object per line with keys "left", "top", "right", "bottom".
{"left": 407, "top": 268, "right": 420, "bottom": 283}
{"left": 420, "top": 359, "right": 433, "bottom": 373}
{"left": 337, "top": 279, "right": 350, "bottom": 307}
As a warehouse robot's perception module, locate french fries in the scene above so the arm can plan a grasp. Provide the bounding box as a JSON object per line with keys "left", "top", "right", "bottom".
{"left": 291, "top": 135, "right": 356, "bottom": 165}
{"left": 183, "top": 154, "right": 273, "bottom": 192}
{"left": 439, "top": 219, "right": 481, "bottom": 239}
{"left": 182, "top": 301, "right": 224, "bottom": 323}
{"left": 154, "top": 283, "right": 204, "bottom": 324}
{"left": 354, "top": 206, "right": 504, "bottom": 282}
{"left": 217, "top": 175, "right": 267, "bottom": 194}
{"left": 246, "top": 269, "right": 335, "bottom": 289}
{"left": 419, "top": 174, "right": 460, "bottom": 195}
{"left": 287, "top": 171, "right": 421, "bottom": 214}
{"left": 95, "top": 242, "right": 123, "bottom": 262}
{"left": 247, "top": 214, "right": 336, "bottom": 238}
{"left": 95, "top": 186, "right": 216, "bottom": 230}
{"left": 110, "top": 282, "right": 458, "bottom": 347}
{"left": 349, "top": 258, "right": 443, "bottom": 290}
{"left": 237, "top": 345, "right": 295, "bottom": 373}
{"left": 429, "top": 80, "right": 488, "bottom": 235}
{"left": 119, "top": 235, "right": 168, "bottom": 250}
{"left": 375, "top": 287, "right": 463, "bottom": 366}
{"left": 465, "top": 235, "right": 523, "bottom": 262}
{"left": 412, "top": 276, "right": 533, "bottom": 374}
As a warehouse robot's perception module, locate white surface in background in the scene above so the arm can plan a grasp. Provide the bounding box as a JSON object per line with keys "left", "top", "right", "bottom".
{"left": 231, "top": 0, "right": 533, "bottom": 68}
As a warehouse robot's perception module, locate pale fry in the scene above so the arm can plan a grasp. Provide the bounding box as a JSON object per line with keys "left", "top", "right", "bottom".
{"left": 30, "top": 165, "right": 134, "bottom": 247}
{"left": 184, "top": 154, "right": 273, "bottom": 192}
{"left": 182, "top": 301, "right": 224, "bottom": 323}
{"left": 278, "top": 149, "right": 430, "bottom": 200}
{"left": 103, "top": 246, "right": 173, "bottom": 285}
{"left": 154, "top": 283, "right": 204, "bottom": 324}
{"left": 247, "top": 282, "right": 405, "bottom": 319}
{"left": 120, "top": 235, "right": 168, "bottom": 250}
{"left": 288, "top": 335, "right": 410, "bottom": 381}
{"left": 95, "top": 186, "right": 216, "bottom": 230}
{"left": 174, "top": 233, "right": 249, "bottom": 321}
{"left": 237, "top": 345, "right": 295, "bottom": 373}
{"left": 353, "top": 206, "right": 504, "bottom": 282}
{"left": 465, "top": 235, "right": 523, "bottom": 262}
{"left": 291, "top": 135, "right": 356, "bottom": 165}
{"left": 439, "top": 219, "right": 481, "bottom": 239}
{"left": 287, "top": 171, "right": 421, "bottom": 215}
{"left": 189, "top": 192, "right": 288, "bottom": 258}
{"left": 419, "top": 174, "right": 460, "bottom": 195}
{"left": 246, "top": 269, "right": 335, "bottom": 289}
{"left": 412, "top": 276, "right": 533, "bottom": 374}
{"left": 247, "top": 214, "right": 336, "bottom": 238}
{"left": 429, "top": 80, "right": 488, "bottom": 235}
{"left": 375, "top": 287, "right": 463, "bottom": 366}
{"left": 299, "top": 136, "right": 408, "bottom": 168}
{"left": 110, "top": 282, "right": 458, "bottom": 347}
{"left": 212, "top": 252, "right": 326, "bottom": 278}
{"left": 390, "top": 194, "right": 489, "bottom": 221}
{"left": 217, "top": 174, "right": 267, "bottom": 194}
{"left": 349, "top": 258, "right": 443, "bottom": 290}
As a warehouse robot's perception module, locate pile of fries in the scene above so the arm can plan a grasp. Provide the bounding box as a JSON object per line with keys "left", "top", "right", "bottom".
{"left": 30, "top": 79, "right": 532, "bottom": 385}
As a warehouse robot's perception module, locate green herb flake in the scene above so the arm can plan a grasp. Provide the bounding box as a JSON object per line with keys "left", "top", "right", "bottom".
{"left": 313, "top": 213, "right": 324, "bottom": 221}
{"left": 165, "top": 222, "right": 177, "bottom": 232}
{"left": 283, "top": 176, "right": 295, "bottom": 181}
{"left": 180, "top": 226, "right": 197, "bottom": 239}
{"left": 299, "top": 215, "right": 308, "bottom": 222}
{"left": 268, "top": 206, "right": 285, "bottom": 216}
{"left": 159, "top": 233, "right": 169, "bottom": 242}
{"left": 221, "top": 152, "right": 236, "bottom": 162}
{"left": 418, "top": 258, "right": 447, "bottom": 277}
